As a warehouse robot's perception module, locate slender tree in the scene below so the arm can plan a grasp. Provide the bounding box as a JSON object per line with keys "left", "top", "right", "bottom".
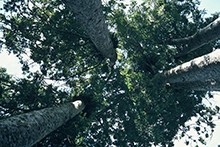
{"left": 0, "top": 100, "right": 85, "bottom": 147}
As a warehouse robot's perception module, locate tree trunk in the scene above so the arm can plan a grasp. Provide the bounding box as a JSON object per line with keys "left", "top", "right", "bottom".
{"left": 62, "top": 0, "right": 117, "bottom": 64}
{"left": 170, "top": 17, "right": 220, "bottom": 57}
{"left": 163, "top": 49, "right": 220, "bottom": 91}
{"left": 0, "top": 100, "right": 85, "bottom": 147}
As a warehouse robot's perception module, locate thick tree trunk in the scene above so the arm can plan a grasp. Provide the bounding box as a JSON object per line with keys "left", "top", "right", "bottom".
{"left": 0, "top": 100, "right": 85, "bottom": 147}
{"left": 170, "top": 17, "right": 220, "bottom": 56}
{"left": 163, "top": 49, "right": 220, "bottom": 91}
{"left": 63, "top": 0, "right": 117, "bottom": 64}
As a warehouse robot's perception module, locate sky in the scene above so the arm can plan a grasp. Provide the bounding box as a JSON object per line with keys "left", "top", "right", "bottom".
{"left": 0, "top": 0, "right": 220, "bottom": 146}
{"left": 199, "top": 0, "right": 220, "bottom": 15}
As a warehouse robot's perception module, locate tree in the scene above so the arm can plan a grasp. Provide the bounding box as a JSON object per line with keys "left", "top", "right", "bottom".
{"left": 0, "top": 0, "right": 220, "bottom": 146}
{"left": 0, "top": 100, "right": 84, "bottom": 147}
{"left": 0, "top": 68, "right": 92, "bottom": 146}
{"left": 62, "top": 0, "right": 117, "bottom": 65}
{"left": 162, "top": 49, "right": 220, "bottom": 91}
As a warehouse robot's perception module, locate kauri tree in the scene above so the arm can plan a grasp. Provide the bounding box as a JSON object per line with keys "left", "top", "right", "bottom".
{"left": 0, "top": 0, "right": 220, "bottom": 146}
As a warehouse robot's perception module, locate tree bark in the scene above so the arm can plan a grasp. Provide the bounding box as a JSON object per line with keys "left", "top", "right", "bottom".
{"left": 0, "top": 100, "right": 85, "bottom": 147}
{"left": 62, "top": 0, "right": 117, "bottom": 64}
{"left": 170, "top": 17, "right": 220, "bottom": 57}
{"left": 163, "top": 49, "right": 220, "bottom": 91}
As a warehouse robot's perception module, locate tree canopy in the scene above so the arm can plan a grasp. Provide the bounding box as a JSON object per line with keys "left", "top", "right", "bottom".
{"left": 0, "top": 0, "right": 220, "bottom": 146}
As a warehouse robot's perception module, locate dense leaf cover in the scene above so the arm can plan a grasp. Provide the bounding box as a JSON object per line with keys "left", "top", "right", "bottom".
{"left": 0, "top": 0, "right": 220, "bottom": 146}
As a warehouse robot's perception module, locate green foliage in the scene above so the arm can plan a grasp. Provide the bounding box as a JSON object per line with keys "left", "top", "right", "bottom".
{"left": 1, "top": 0, "right": 220, "bottom": 146}
{"left": 0, "top": 68, "right": 69, "bottom": 117}
{"left": 0, "top": 67, "right": 95, "bottom": 146}
{"left": 1, "top": 0, "right": 104, "bottom": 81}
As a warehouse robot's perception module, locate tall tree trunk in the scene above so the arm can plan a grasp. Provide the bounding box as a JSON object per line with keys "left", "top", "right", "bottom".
{"left": 163, "top": 49, "right": 220, "bottom": 91}
{"left": 170, "top": 17, "right": 220, "bottom": 57}
{"left": 0, "top": 100, "right": 85, "bottom": 147}
{"left": 63, "top": 0, "right": 117, "bottom": 65}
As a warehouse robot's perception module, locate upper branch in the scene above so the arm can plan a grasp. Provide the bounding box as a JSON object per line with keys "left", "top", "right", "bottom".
{"left": 169, "top": 17, "right": 220, "bottom": 57}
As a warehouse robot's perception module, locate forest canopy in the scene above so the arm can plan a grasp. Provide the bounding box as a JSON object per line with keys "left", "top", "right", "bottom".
{"left": 0, "top": 0, "right": 220, "bottom": 146}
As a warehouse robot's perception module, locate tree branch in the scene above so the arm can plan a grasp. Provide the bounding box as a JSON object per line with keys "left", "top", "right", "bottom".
{"left": 170, "top": 17, "right": 220, "bottom": 57}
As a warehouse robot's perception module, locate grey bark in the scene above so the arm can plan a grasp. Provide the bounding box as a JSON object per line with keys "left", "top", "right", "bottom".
{"left": 0, "top": 100, "right": 85, "bottom": 147}
{"left": 170, "top": 17, "right": 220, "bottom": 56}
{"left": 163, "top": 49, "right": 220, "bottom": 91}
{"left": 63, "top": 0, "right": 117, "bottom": 65}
